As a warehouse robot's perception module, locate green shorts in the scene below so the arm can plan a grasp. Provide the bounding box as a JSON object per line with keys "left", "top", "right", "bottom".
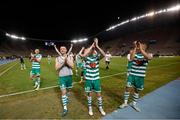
{"left": 59, "top": 75, "right": 73, "bottom": 90}
{"left": 31, "top": 68, "right": 40, "bottom": 76}
{"left": 85, "top": 80, "right": 101, "bottom": 93}
{"left": 127, "top": 74, "right": 144, "bottom": 90}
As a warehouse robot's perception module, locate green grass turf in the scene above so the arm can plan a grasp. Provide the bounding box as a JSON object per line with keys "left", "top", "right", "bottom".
{"left": 0, "top": 56, "right": 180, "bottom": 119}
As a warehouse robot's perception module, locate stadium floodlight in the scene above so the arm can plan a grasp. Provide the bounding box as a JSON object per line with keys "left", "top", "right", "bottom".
{"left": 106, "top": 4, "right": 180, "bottom": 32}
{"left": 21, "top": 37, "right": 26, "bottom": 40}
{"left": 146, "top": 12, "right": 155, "bottom": 17}
{"left": 71, "top": 40, "right": 78, "bottom": 43}
{"left": 139, "top": 14, "right": 146, "bottom": 19}
{"left": 5, "top": 33, "right": 26, "bottom": 40}
{"left": 167, "top": 4, "right": 180, "bottom": 12}
{"left": 71, "top": 38, "right": 88, "bottom": 43}
{"left": 155, "top": 9, "right": 167, "bottom": 14}
{"left": 5, "top": 33, "right": 11, "bottom": 37}
{"left": 130, "top": 17, "right": 137, "bottom": 21}
{"left": 83, "top": 38, "right": 88, "bottom": 41}
{"left": 78, "top": 39, "right": 84, "bottom": 42}
{"left": 11, "top": 35, "right": 19, "bottom": 39}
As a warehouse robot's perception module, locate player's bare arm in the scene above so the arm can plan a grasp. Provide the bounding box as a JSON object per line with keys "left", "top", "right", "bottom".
{"left": 81, "top": 42, "right": 94, "bottom": 57}
{"left": 95, "top": 38, "right": 106, "bottom": 57}
{"left": 78, "top": 47, "right": 85, "bottom": 56}
{"left": 139, "top": 42, "right": 152, "bottom": 60}
{"left": 67, "top": 44, "right": 73, "bottom": 55}
{"left": 130, "top": 41, "right": 137, "bottom": 61}
{"left": 55, "top": 58, "right": 65, "bottom": 71}
{"left": 66, "top": 56, "right": 74, "bottom": 69}
{"left": 54, "top": 45, "right": 62, "bottom": 56}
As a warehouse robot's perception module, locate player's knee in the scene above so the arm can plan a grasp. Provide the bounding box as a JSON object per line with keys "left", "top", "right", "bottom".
{"left": 96, "top": 92, "right": 101, "bottom": 97}
{"left": 134, "top": 88, "right": 140, "bottom": 93}
{"left": 61, "top": 89, "right": 67, "bottom": 95}
{"left": 125, "top": 86, "right": 131, "bottom": 92}
{"left": 87, "top": 92, "right": 92, "bottom": 96}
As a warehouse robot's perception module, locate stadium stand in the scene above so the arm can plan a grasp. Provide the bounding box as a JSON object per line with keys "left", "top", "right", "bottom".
{"left": 0, "top": 26, "right": 179, "bottom": 57}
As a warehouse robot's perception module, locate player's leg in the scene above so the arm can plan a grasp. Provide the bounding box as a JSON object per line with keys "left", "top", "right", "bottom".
{"left": 107, "top": 61, "right": 110, "bottom": 69}
{"left": 21, "top": 63, "right": 23, "bottom": 70}
{"left": 130, "top": 76, "right": 144, "bottom": 112}
{"left": 79, "top": 70, "right": 84, "bottom": 83}
{"left": 96, "top": 92, "right": 106, "bottom": 116}
{"left": 105, "top": 61, "right": 107, "bottom": 69}
{"left": 95, "top": 80, "right": 106, "bottom": 116}
{"left": 61, "top": 89, "right": 68, "bottom": 116}
{"left": 85, "top": 80, "right": 93, "bottom": 116}
{"left": 30, "top": 71, "right": 33, "bottom": 80}
{"left": 31, "top": 75, "right": 38, "bottom": 88}
{"left": 66, "top": 75, "right": 73, "bottom": 103}
{"left": 35, "top": 69, "right": 41, "bottom": 90}
{"left": 119, "top": 75, "right": 134, "bottom": 108}
{"left": 30, "top": 69, "right": 38, "bottom": 88}
{"left": 59, "top": 76, "right": 69, "bottom": 117}
{"left": 35, "top": 75, "right": 40, "bottom": 90}
{"left": 23, "top": 63, "right": 26, "bottom": 69}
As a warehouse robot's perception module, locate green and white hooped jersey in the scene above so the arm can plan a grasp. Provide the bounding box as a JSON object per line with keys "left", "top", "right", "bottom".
{"left": 76, "top": 54, "right": 85, "bottom": 69}
{"left": 130, "top": 53, "right": 148, "bottom": 77}
{"left": 75, "top": 55, "right": 82, "bottom": 67}
{"left": 85, "top": 54, "right": 100, "bottom": 81}
{"left": 32, "top": 54, "right": 42, "bottom": 69}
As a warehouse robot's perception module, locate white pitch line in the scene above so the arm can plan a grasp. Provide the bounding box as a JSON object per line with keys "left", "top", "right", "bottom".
{"left": 0, "top": 62, "right": 179, "bottom": 98}
{"left": 0, "top": 62, "right": 18, "bottom": 77}
{"left": 148, "top": 62, "right": 180, "bottom": 69}
{"left": 0, "top": 85, "right": 58, "bottom": 98}
{"left": 0, "top": 72, "right": 126, "bottom": 98}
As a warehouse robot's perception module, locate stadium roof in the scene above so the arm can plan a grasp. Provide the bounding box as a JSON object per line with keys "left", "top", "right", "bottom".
{"left": 0, "top": 0, "right": 179, "bottom": 41}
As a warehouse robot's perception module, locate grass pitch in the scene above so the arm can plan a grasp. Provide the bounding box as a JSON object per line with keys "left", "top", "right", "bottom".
{"left": 0, "top": 56, "right": 180, "bottom": 119}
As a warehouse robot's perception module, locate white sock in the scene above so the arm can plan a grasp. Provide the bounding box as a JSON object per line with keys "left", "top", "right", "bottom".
{"left": 64, "top": 106, "right": 67, "bottom": 110}
{"left": 125, "top": 100, "right": 128, "bottom": 104}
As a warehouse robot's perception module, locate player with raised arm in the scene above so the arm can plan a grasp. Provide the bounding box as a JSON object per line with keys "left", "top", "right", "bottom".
{"left": 55, "top": 45, "right": 74, "bottom": 117}
{"left": 75, "top": 47, "right": 86, "bottom": 83}
{"left": 80, "top": 38, "right": 106, "bottom": 116}
{"left": 119, "top": 41, "right": 152, "bottom": 112}
{"left": 30, "top": 49, "right": 42, "bottom": 90}
{"left": 54, "top": 44, "right": 73, "bottom": 56}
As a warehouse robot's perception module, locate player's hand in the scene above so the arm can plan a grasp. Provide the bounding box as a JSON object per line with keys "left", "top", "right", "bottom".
{"left": 133, "top": 41, "right": 138, "bottom": 48}
{"left": 70, "top": 44, "right": 73, "bottom": 47}
{"left": 139, "top": 42, "right": 143, "bottom": 51}
{"left": 94, "top": 38, "right": 98, "bottom": 47}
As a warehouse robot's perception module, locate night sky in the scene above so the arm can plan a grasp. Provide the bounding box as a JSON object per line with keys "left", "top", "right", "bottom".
{"left": 0, "top": 0, "right": 179, "bottom": 41}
